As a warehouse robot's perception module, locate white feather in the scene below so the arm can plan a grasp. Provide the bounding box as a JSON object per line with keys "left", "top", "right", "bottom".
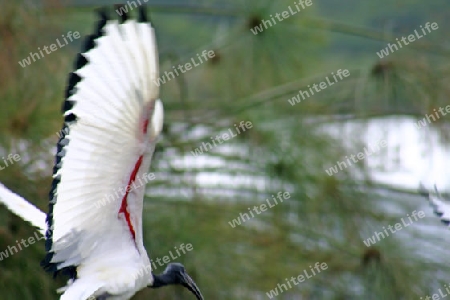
{"left": 0, "top": 182, "right": 46, "bottom": 236}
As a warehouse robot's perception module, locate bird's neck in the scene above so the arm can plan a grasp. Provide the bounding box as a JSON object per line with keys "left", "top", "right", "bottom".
{"left": 151, "top": 272, "right": 173, "bottom": 288}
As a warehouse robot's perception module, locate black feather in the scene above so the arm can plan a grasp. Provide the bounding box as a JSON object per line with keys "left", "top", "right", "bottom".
{"left": 115, "top": 4, "right": 128, "bottom": 23}
{"left": 138, "top": 5, "right": 148, "bottom": 23}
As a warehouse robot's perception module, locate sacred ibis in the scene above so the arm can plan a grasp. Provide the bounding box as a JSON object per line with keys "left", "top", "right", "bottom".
{"left": 0, "top": 6, "right": 204, "bottom": 300}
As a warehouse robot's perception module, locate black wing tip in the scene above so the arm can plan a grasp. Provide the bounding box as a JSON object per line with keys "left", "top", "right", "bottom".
{"left": 138, "top": 5, "right": 151, "bottom": 23}
{"left": 114, "top": 4, "right": 128, "bottom": 23}
{"left": 93, "top": 8, "right": 109, "bottom": 39}
{"left": 95, "top": 7, "right": 109, "bottom": 21}
{"left": 64, "top": 4, "right": 154, "bottom": 112}
{"left": 42, "top": 217, "right": 77, "bottom": 280}
{"left": 138, "top": 5, "right": 146, "bottom": 23}
{"left": 65, "top": 6, "right": 110, "bottom": 104}
{"left": 65, "top": 72, "right": 82, "bottom": 100}
{"left": 114, "top": 3, "right": 151, "bottom": 24}
{"left": 81, "top": 10, "right": 107, "bottom": 52}
{"left": 44, "top": 135, "right": 68, "bottom": 276}
{"left": 62, "top": 99, "right": 76, "bottom": 113}
{"left": 41, "top": 255, "right": 77, "bottom": 280}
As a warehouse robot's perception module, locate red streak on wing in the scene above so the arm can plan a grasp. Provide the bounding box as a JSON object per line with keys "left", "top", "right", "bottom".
{"left": 120, "top": 108, "right": 153, "bottom": 241}
{"left": 119, "top": 155, "right": 144, "bottom": 241}
{"left": 143, "top": 103, "right": 154, "bottom": 134}
{"left": 143, "top": 118, "right": 149, "bottom": 134}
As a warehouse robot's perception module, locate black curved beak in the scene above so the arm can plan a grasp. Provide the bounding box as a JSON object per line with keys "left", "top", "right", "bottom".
{"left": 181, "top": 272, "right": 204, "bottom": 300}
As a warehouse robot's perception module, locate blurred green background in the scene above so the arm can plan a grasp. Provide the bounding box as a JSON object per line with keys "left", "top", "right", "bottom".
{"left": 1, "top": 0, "right": 450, "bottom": 299}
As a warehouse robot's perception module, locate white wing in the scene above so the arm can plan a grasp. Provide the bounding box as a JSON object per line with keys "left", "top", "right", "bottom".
{"left": 0, "top": 182, "right": 46, "bottom": 236}
{"left": 419, "top": 184, "right": 450, "bottom": 226}
{"left": 42, "top": 8, "right": 163, "bottom": 298}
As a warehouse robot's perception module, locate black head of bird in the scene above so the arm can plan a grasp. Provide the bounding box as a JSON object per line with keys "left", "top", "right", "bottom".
{"left": 150, "top": 263, "right": 204, "bottom": 299}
